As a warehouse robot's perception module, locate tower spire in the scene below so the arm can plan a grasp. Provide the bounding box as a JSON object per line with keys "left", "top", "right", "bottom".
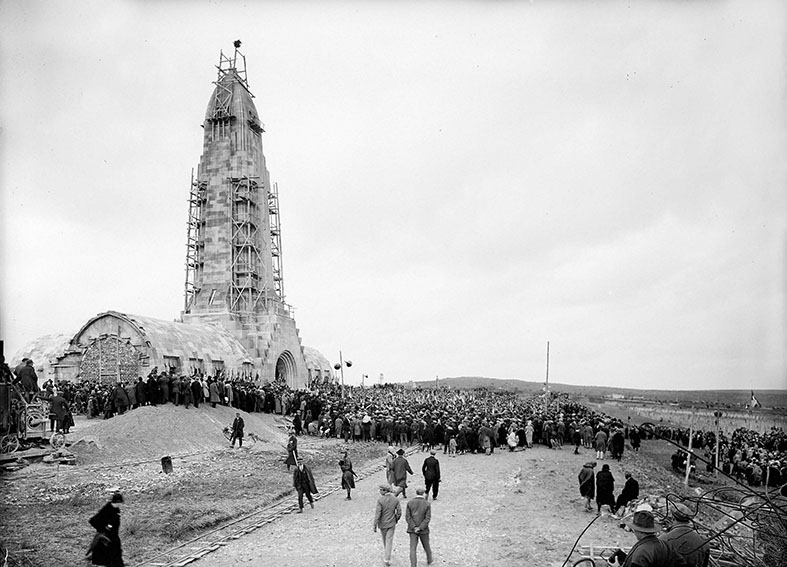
{"left": 182, "top": 43, "right": 306, "bottom": 388}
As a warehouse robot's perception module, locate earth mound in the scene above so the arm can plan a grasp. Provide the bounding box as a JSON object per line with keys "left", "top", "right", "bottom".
{"left": 69, "top": 405, "right": 291, "bottom": 465}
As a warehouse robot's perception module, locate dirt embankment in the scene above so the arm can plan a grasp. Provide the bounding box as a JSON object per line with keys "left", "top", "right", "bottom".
{"left": 68, "top": 404, "right": 291, "bottom": 465}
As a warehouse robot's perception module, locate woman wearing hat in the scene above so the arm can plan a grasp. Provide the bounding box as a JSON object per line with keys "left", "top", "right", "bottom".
{"left": 578, "top": 462, "right": 596, "bottom": 512}
{"left": 595, "top": 463, "right": 616, "bottom": 513}
{"left": 87, "top": 492, "right": 125, "bottom": 566}
{"left": 339, "top": 448, "right": 358, "bottom": 500}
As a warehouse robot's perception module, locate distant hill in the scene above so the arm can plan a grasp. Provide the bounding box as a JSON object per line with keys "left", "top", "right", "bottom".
{"left": 413, "top": 376, "right": 787, "bottom": 411}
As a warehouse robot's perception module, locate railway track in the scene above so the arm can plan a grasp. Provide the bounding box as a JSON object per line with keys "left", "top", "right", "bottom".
{"left": 134, "top": 446, "right": 420, "bottom": 567}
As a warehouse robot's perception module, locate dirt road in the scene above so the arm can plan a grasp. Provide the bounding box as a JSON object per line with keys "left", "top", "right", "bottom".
{"left": 195, "top": 445, "right": 638, "bottom": 567}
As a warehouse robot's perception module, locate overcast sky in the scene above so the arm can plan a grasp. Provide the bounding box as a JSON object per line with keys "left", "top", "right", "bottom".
{"left": 1, "top": 1, "right": 785, "bottom": 391}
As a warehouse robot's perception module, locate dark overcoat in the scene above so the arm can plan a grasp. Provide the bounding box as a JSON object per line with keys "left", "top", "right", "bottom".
{"left": 89, "top": 502, "right": 123, "bottom": 566}
{"left": 293, "top": 465, "right": 318, "bottom": 494}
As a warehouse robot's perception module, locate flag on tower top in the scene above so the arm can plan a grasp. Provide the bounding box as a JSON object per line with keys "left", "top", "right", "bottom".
{"left": 750, "top": 390, "right": 761, "bottom": 408}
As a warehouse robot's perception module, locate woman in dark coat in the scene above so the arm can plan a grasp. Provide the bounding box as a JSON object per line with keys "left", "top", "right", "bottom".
{"left": 578, "top": 462, "right": 596, "bottom": 512}
{"left": 88, "top": 492, "right": 124, "bottom": 566}
{"left": 339, "top": 449, "right": 358, "bottom": 500}
{"left": 595, "top": 463, "right": 616, "bottom": 513}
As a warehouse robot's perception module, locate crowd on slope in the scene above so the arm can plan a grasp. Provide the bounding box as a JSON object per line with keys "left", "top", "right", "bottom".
{"left": 660, "top": 422, "right": 787, "bottom": 488}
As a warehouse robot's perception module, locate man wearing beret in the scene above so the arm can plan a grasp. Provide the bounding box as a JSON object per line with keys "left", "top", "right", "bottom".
{"left": 660, "top": 503, "right": 709, "bottom": 567}
{"left": 373, "top": 484, "right": 402, "bottom": 566}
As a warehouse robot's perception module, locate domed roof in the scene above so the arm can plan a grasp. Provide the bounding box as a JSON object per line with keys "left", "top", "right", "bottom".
{"left": 302, "top": 346, "right": 331, "bottom": 372}
{"left": 11, "top": 333, "right": 74, "bottom": 371}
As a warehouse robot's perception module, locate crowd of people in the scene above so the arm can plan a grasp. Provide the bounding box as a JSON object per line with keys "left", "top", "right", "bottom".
{"left": 8, "top": 359, "right": 786, "bottom": 490}
{"left": 7, "top": 358, "right": 786, "bottom": 492}
{"left": 659, "top": 422, "right": 787, "bottom": 488}
{"left": 6, "top": 358, "right": 784, "bottom": 567}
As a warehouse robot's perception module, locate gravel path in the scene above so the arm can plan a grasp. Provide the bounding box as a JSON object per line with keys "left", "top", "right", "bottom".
{"left": 194, "top": 445, "right": 636, "bottom": 567}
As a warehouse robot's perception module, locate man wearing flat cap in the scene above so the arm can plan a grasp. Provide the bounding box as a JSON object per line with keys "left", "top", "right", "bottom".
{"left": 611, "top": 510, "right": 676, "bottom": 567}
{"left": 660, "top": 502, "right": 709, "bottom": 567}
{"left": 373, "top": 484, "right": 402, "bottom": 566}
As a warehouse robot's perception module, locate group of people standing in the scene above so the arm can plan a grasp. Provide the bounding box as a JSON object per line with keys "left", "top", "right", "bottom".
{"left": 578, "top": 462, "right": 640, "bottom": 515}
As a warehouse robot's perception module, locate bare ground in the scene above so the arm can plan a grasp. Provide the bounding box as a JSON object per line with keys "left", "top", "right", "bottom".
{"left": 0, "top": 404, "right": 687, "bottom": 567}
{"left": 193, "top": 443, "right": 680, "bottom": 567}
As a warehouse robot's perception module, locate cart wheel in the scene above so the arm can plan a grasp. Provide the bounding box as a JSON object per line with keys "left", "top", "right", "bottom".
{"left": 50, "top": 432, "right": 66, "bottom": 450}
{"left": 0, "top": 434, "right": 20, "bottom": 454}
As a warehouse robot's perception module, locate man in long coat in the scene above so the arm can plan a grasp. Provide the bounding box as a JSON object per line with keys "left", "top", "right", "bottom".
{"left": 293, "top": 461, "right": 318, "bottom": 512}
{"left": 135, "top": 377, "right": 147, "bottom": 407}
{"left": 157, "top": 372, "right": 169, "bottom": 404}
{"left": 392, "top": 448, "right": 414, "bottom": 498}
{"left": 190, "top": 377, "right": 202, "bottom": 408}
{"left": 373, "top": 484, "right": 402, "bottom": 566}
{"left": 594, "top": 428, "right": 608, "bottom": 460}
{"left": 14, "top": 359, "right": 40, "bottom": 401}
{"left": 610, "top": 428, "right": 625, "bottom": 461}
{"left": 124, "top": 382, "right": 137, "bottom": 410}
{"left": 50, "top": 392, "right": 70, "bottom": 433}
{"left": 230, "top": 412, "right": 245, "bottom": 448}
{"left": 209, "top": 380, "right": 221, "bottom": 408}
{"left": 112, "top": 383, "right": 129, "bottom": 415}
{"left": 422, "top": 450, "right": 441, "bottom": 500}
{"left": 615, "top": 472, "right": 640, "bottom": 514}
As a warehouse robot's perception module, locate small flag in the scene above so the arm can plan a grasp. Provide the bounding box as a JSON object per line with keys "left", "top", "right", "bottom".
{"left": 750, "top": 390, "right": 761, "bottom": 408}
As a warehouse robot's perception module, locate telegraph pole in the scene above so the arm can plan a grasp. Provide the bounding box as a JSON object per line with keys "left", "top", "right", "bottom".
{"left": 714, "top": 410, "right": 723, "bottom": 481}
{"left": 684, "top": 406, "right": 695, "bottom": 487}
{"left": 545, "top": 341, "right": 550, "bottom": 393}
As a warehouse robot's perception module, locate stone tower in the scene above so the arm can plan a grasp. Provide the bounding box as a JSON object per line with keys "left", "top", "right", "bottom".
{"left": 182, "top": 42, "right": 307, "bottom": 388}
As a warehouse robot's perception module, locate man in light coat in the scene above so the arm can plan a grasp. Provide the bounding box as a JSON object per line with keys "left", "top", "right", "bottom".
{"left": 373, "top": 484, "right": 402, "bottom": 567}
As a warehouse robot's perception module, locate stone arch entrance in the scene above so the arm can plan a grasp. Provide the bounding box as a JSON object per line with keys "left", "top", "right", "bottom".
{"left": 275, "top": 350, "right": 298, "bottom": 388}
{"left": 81, "top": 335, "right": 140, "bottom": 384}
